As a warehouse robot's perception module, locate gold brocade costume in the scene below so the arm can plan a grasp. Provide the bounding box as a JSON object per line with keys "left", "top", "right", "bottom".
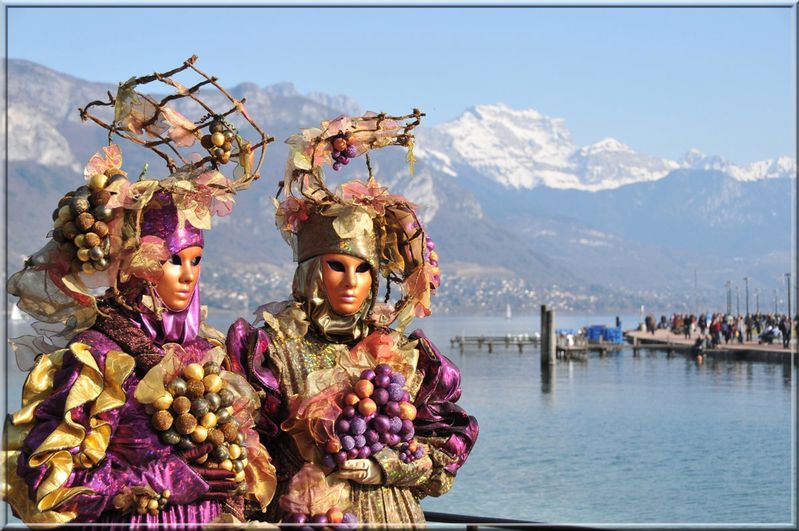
{"left": 234, "top": 111, "right": 477, "bottom": 526}
{"left": 255, "top": 323, "right": 457, "bottom": 526}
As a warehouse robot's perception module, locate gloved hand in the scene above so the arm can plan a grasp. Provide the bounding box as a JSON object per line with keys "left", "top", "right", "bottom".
{"left": 191, "top": 466, "right": 239, "bottom": 501}
{"left": 333, "top": 459, "right": 383, "bottom": 485}
{"left": 179, "top": 442, "right": 213, "bottom": 462}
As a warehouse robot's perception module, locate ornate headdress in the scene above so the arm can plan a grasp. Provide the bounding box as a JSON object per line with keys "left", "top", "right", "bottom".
{"left": 275, "top": 110, "right": 440, "bottom": 333}
{"left": 8, "top": 56, "right": 272, "bottom": 366}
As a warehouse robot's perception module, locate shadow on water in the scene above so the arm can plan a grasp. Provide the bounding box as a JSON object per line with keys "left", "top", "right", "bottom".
{"left": 540, "top": 363, "right": 555, "bottom": 395}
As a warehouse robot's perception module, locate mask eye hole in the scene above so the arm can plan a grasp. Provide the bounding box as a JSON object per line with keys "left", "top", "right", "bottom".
{"left": 169, "top": 255, "right": 182, "bottom": 266}
{"left": 191, "top": 256, "right": 202, "bottom": 266}
{"left": 327, "top": 260, "right": 345, "bottom": 273}
{"left": 355, "top": 262, "right": 370, "bottom": 273}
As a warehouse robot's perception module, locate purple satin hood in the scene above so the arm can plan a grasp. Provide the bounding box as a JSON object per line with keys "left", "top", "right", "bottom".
{"left": 140, "top": 192, "right": 204, "bottom": 255}
{"left": 137, "top": 191, "right": 204, "bottom": 344}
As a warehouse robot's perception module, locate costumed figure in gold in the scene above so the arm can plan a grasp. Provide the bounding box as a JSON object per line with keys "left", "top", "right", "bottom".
{"left": 226, "top": 111, "right": 479, "bottom": 526}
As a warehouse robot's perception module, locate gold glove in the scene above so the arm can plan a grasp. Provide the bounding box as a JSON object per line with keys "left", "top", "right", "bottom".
{"left": 334, "top": 458, "right": 383, "bottom": 485}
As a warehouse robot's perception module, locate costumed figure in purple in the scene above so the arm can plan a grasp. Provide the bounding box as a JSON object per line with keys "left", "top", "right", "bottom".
{"left": 2, "top": 58, "right": 276, "bottom": 527}
{"left": 226, "top": 111, "right": 479, "bottom": 526}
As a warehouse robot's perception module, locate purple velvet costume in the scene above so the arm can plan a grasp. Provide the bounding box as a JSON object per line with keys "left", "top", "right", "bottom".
{"left": 16, "top": 196, "right": 224, "bottom": 526}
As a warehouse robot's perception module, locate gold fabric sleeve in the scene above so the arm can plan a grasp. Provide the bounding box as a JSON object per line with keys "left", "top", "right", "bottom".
{"left": 371, "top": 447, "right": 433, "bottom": 488}
{"left": 1, "top": 343, "right": 135, "bottom": 526}
{"left": 409, "top": 436, "right": 458, "bottom": 499}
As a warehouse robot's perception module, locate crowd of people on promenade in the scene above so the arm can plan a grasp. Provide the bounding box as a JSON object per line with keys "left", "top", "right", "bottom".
{"left": 644, "top": 312, "right": 797, "bottom": 349}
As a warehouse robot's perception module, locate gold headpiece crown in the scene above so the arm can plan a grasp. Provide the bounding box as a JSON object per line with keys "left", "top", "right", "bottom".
{"left": 276, "top": 110, "right": 441, "bottom": 331}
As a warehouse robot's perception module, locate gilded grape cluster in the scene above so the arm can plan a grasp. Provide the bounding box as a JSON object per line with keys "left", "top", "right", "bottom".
{"left": 148, "top": 361, "right": 249, "bottom": 494}
{"left": 51, "top": 171, "right": 125, "bottom": 274}
{"left": 136, "top": 490, "right": 170, "bottom": 516}
{"left": 200, "top": 119, "right": 236, "bottom": 165}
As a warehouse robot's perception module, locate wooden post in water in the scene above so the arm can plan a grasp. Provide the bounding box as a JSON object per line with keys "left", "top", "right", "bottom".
{"left": 541, "top": 305, "right": 556, "bottom": 366}
{"left": 540, "top": 305, "right": 548, "bottom": 365}
{"left": 546, "top": 309, "right": 557, "bottom": 365}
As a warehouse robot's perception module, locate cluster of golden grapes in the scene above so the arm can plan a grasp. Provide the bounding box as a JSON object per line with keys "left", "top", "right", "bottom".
{"left": 51, "top": 170, "right": 126, "bottom": 274}
{"left": 148, "top": 361, "right": 248, "bottom": 494}
{"left": 135, "top": 490, "right": 171, "bottom": 516}
{"left": 200, "top": 119, "right": 236, "bottom": 165}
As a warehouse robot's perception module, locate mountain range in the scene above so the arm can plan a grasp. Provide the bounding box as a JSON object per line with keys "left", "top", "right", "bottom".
{"left": 5, "top": 59, "right": 795, "bottom": 315}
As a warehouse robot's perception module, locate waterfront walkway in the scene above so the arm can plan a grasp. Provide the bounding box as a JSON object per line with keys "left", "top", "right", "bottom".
{"left": 625, "top": 328, "right": 795, "bottom": 363}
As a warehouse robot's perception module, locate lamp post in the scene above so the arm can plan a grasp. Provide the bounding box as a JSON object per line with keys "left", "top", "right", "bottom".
{"left": 756, "top": 288, "right": 760, "bottom": 314}
{"left": 725, "top": 281, "right": 732, "bottom": 315}
{"left": 774, "top": 289, "right": 778, "bottom": 314}
{"left": 786, "top": 273, "right": 791, "bottom": 318}
{"left": 735, "top": 285, "right": 740, "bottom": 316}
{"left": 744, "top": 277, "right": 749, "bottom": 317}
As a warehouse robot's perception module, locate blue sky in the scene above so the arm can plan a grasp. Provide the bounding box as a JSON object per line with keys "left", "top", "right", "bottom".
{"left": 6, "top": 4, "right": 795, "bottom": 163}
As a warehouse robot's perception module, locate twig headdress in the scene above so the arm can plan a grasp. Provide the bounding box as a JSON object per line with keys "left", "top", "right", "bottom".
{"left": 275, "top": 110, "right": 440, "bottom": 332}
{"left": 8, "top": 55, "right": 273, "bottom": 363}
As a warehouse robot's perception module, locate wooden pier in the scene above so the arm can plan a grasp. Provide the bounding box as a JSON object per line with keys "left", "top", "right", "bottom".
{"left": 556, "top": 340, "right": 623, "bottom": 359}
{"left": 446, "top": 316, "right": 794, "bottom": 366}
{"left": 450, "top": 334, "right": 540, "bottom": 353}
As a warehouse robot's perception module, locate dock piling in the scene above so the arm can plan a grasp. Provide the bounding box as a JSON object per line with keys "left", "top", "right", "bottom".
{"left": 547, "top": 309, "right": 556, "bottom": 364}
{"left": 541, "top": 305, "right": 556, "bottom": 365}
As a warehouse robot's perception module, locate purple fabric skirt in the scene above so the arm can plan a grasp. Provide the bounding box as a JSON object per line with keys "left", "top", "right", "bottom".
{"left": 94, "top": 500, "right": 221, "bottom": 529}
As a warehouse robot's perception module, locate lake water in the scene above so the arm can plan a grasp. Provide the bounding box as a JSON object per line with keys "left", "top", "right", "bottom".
{"left": 5, "top": 313, "right": 795, "bottom": 526}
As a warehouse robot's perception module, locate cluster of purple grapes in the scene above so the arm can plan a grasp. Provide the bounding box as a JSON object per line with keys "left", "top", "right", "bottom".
{"left": 397, "top": 440, "right": 425, "bottom": 464}
{"left": 320, "top": 364, "right": 422, "bottom": 469}
{"left": 331, "top": 136, "right": 357, "bottom": 171}
{"left": 425, "top": 235, "right": 441, "bottom": 287}
{"left": 332, "top": 146, "right": 357, "bottom": 171}
{"left": 425, "top": 236, "right": 438, "bottom": 266}
{"left": 405, "top": 219, "right": 440, "bottom": 289}
{"left": 282, "top": 509, "right": 357, "bottom": 530}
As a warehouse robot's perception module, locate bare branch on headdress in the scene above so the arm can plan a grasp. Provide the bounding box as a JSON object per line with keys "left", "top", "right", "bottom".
{"left": 281, "top": 109, "right": 426, "bottom": 204}
{"left": 78, "top": 55, "right": 273, "bottom": 191}
{"left": 79, "top": 99, "right": 184, "bottom": 173}
{"left": 12, "top": 57, "right": 273, "bottom": 340}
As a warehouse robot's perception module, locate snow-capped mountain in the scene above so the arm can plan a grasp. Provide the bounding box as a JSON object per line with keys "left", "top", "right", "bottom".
{"left": 678, "top": 149, "right": 796, "bottom": 181}
{"left": 570, "top": 137, "right": 679, "bottom": 190}
{"left": 417, "top": 103, "right": 581, "bottom": 189}
{"left": 417, "top": 102, "right": 795, "bottom": 191}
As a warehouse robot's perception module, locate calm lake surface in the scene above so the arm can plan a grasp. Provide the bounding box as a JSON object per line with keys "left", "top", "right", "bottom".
{"left": 6, "top": 313, "right": 795, "bottom": 526}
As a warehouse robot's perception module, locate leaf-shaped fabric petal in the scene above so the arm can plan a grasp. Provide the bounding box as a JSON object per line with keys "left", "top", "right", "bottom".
{"left": 330, "top": 206, "right": 373, "bottom": 239}
{"left": 161, "top": 107, "right": 198, "bottom": 147}
{"left": 278, "top": 463, "right": 350, "bottom": 516}
{"left": 125, "top": 235, "right": 169, "bottom": 282}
